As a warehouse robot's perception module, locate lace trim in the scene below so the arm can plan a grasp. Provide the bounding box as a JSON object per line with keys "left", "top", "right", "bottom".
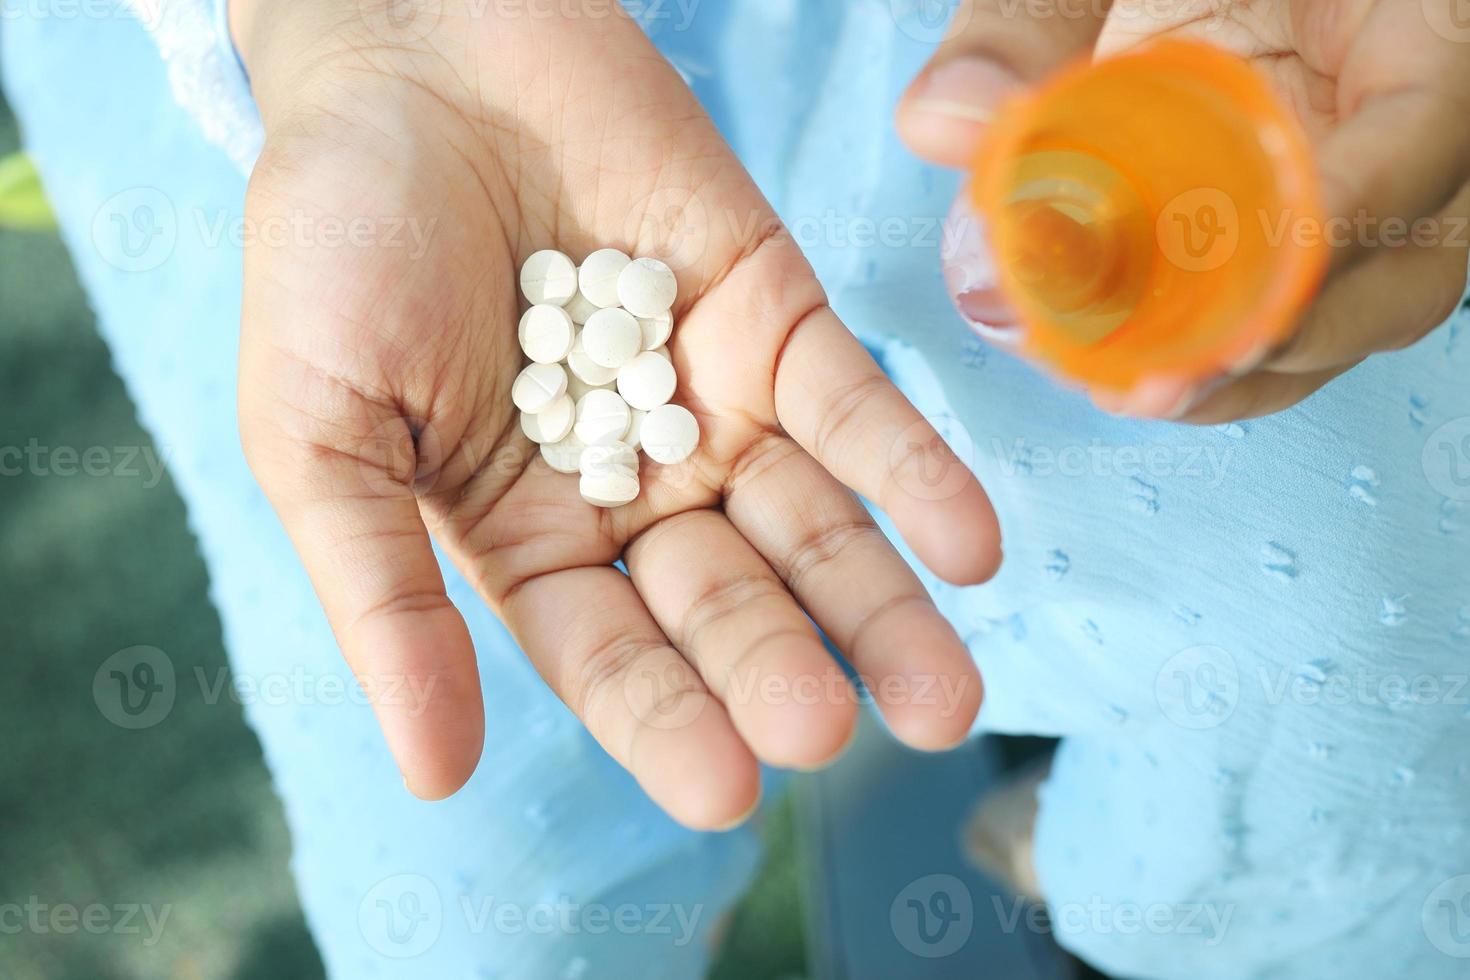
{"left": 127, "top": 0, "right": 264, "bottom": 172}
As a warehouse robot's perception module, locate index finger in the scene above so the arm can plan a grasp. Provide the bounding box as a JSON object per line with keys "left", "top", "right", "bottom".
{"left": 774, "top": 306, "right": 1003, "bottom": 588}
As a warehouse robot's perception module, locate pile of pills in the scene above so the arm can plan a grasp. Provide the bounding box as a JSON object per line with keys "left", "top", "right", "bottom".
{"left": 513, "top": 248, "right": 701, "bottom": 508}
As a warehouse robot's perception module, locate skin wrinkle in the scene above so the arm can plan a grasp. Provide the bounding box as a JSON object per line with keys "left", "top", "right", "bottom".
{"left": 567, "top": 628, "right": 686, "bottom": 731}
{"left": 677, "top": 570, "right": 792, "bottom": 652}
{"left": 344, "top": 587, "right": 457, "bottom": 641}
{"left": 802, "top": 371, "right": 894, "bottom": 480}
{"left": 845, "top": 590, "right": 942, "bottom": 657}
{"left": 720, "top": 432, "right": 802, "bottom": 501}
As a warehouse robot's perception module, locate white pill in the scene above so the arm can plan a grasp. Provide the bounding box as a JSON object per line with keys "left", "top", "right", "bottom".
{"left": 573, "top": 388, "right": 632, "bottom": 445}
{"left": 651, "top": 345, "right": 671, "bottom": 364}
{"left": 540, "top": 431, "right": 587, "bottom": 474}
{"left": 517, "top": 304, "right": 575, "bottom": 364}
{"left": 578, "top": 248, "right": 632, "bottom": 309}
{"left": 638, "top": 310, "right": 673, "bottom": 351}
{"left": 567, "top": 333, "right": 620, "bottom": 386}
{"left": 566, "top": 373, "right": 613, "bottom": 402}
{"left": 579, "top": 440, "right": 639, "bottom": 479}
{"left": 520, "top": 249, "right": 578, "bottom": 307}
{"left": 579, "top": 468, "right": 640, "bottom": 508}
{"left": 512, "top": 362, "right": 567, "bottom": 414}
{"left": 617, "top": 257, "right": 678, "bottom": 317}
{"left": 625, "top": 409, "right": 647, "bottom": 450}
{"left": 581, "top": 308, "right": 643, "bottom": 369}
{"left": 616, "top": 350, "right": 677, "bottom": 411}
{"left": 565, "top": 289, "right": 600, "bottom": 325}
{"left": 520, "top": 394, "right": 574, "bottom": 444}
{"left": 640, "top": 404, "right": 700, "bottom": 465}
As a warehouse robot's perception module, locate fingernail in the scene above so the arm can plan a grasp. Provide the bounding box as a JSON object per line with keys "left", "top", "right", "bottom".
{"left": 1092, "top": 376, "right": 1196, "bottom": 419}
{"left": 1130, "top": 377, "right": 1196, "bottom": 419}
{"left": 908, "top": 58, "right": 1022, "bottom": 124}
{"left": 942, "top": 193, "right": 1023, "bottom": 344}
{"left": 1228, "top": 340, "right": 1272, "bottom": 377}
{"left": 1163, "top": 385, "right": 1202, "bottom": 421}
{"left": 1090, "top": 388, "right": 1131, "bottom": 415}
{"left": 711, "top": 792, "right": 763, "bottom": 833}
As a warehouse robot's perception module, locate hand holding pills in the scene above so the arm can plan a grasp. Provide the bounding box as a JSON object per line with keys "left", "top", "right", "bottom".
{"left": 233, "top": 0, "right": 1001, "bottom": 829}
{"left": 515, "top": 249, "right": 698, "bottom": 508}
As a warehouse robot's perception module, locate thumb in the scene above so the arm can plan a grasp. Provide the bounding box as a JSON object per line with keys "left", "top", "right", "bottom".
{"left": 897, "top": 0, "right": 1113, "bottom": 168}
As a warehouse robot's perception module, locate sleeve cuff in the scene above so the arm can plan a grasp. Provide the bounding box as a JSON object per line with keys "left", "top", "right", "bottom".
{"left": 129, "top": 0, "right": 265, "bottom": 173}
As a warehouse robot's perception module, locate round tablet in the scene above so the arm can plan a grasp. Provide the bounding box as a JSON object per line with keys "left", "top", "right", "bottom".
{"left": 638, "top": 310, "right": 673, "bottom": 351}
{"left": 581, "top": 308, "right": 642, "bottom": 369}
{"left": 520, "top": 394, "right": 574, "bottom": 444}
{"left": 617, "top": 257, "right": 678, "bottom": 317}
{"left": 517, "top": 304, "right": 575, "bottom": 364}
{"left": 616, "top": 350, "right": 677, "bottom": 411}
{"left": 625, "top": 409, "right": 647, "bottom": 451}
{"left": 567, "top": 333, "right": 620, "bottom": 386}
{"left": 540, "top": 431, "right": 586, "bottom": 474}
{"left": 578, "top": 248, "right": 631, "bottom": 308}
{"left": 566, "top": 373, "right": 613, "bottom": 402}
{"left": 564, "top": 289, "right": 600, "bottom": 325}
{"left": 579, "top": 468, "right": 640, "bottom": 508}
{"left": 639, "top": 404, "right": 700, "bottom": 465}
{"left": 573, "top": 388, "right": 632, "bottom": 445}
{"left": 519, "top": 249, "right": 578, "bottom": 307}
{"left": 579, "top": 441, "right": 638, "bottom": 479}
{"left": 511, "top": 362, "right": 567, "bottom": 414}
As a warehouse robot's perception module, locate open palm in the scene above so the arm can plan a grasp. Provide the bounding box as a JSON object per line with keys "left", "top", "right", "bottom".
{"left": 236, "top": 4, "right": 1001, "bottom": 828}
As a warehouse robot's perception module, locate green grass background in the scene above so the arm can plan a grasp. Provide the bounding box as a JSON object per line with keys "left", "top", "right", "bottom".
{"left": 0, "top": 83, "right": 803, "bottom": 980}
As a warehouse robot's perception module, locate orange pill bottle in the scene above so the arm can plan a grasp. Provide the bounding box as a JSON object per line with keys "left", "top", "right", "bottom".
{"left": 970, "top": 39, "right": 1327, "bottom": 391}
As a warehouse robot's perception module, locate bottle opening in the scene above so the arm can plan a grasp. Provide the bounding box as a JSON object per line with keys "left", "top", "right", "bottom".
{"left": 973, "top": 40, "right": 1327, "bottom": 389}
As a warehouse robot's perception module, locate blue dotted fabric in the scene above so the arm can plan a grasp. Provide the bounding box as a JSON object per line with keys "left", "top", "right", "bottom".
{"left": 8, "top": 0, "right": 1470, "bottom": 976}
{"left": 670, "top": 3, "right": 1470, "bottom": 975}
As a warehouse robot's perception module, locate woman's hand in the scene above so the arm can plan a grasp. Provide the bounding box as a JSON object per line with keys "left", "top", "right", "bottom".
{"left": 231, "top": 0, "right": 1001, "bottom": 828}
{"left": 898, "top": 0, "right": 1470, "bottom": 423}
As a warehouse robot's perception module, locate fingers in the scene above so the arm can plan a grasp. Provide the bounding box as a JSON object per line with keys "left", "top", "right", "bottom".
{"left": 498, "top": 565, "right": 761, "bottom": 831}
{"left": 239, "top": 410, "right": 485, "bottom": 800}
{"left": 1311, "top": 1, "right": 1470, "bottom": 271}
{"left": 625, "top": 510, "right": 858, "bottom": 770}
{"left": 774, "top": 307, "right": 1002, "bottom": 586}
{"left": 723, "top": 435, "right": 984, "bottom": 751}
{"left": 897, "top": 0, "right": 1112, "bottom": 166}
{"left": 1174, "top": 367, "right": 1348, "bottom": 426}
{"left": 1269, "top": 182, "right": 1470, "bottom": 374}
